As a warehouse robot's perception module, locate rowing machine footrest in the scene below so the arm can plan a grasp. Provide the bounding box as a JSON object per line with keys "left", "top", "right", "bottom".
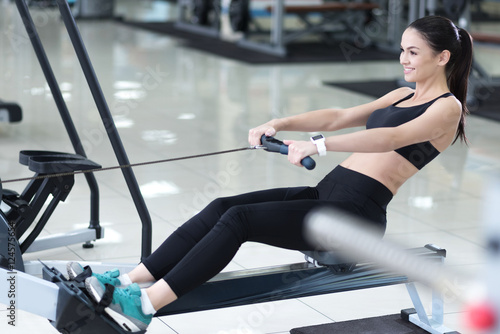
{"left": 302, "top": 250, "right": 356, "bottom": 273}
{"left": 19, "top": 150, "right": 101, "bottom": 174}
{"left": 42, "top": 265, "right": 145, "bottom": 334}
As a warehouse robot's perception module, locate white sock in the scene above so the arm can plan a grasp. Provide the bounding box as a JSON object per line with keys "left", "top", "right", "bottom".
{"left": 140, "top": 289, "right": 156, "bottom": 315}
{"left": 119, "top": 273, "right": 132, "bottom": 287}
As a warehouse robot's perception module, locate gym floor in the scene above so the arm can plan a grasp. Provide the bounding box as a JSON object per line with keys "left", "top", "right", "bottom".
{"left": 1, "top": 0, "right": 500, "bottom": 333}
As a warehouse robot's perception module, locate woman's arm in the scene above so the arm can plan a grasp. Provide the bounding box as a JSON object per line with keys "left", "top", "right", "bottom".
{"left": 248, "top": 87, "right": 413, "bottom": 146}
{"left": 284, "top": 95, "right": 462, "bottom": 167}
{"left": 325, "top": 96, "right": 461, "bottom": 152}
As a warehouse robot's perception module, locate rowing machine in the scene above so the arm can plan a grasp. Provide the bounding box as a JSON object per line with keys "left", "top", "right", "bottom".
{"left": 0, "top": 1, "right": 459, "bottom": 333}
{"left": 1, "top": 177, "right": 450, "bottom": 333}
{"left": 1, "top": 190, "right": 455, "bottom": 334}
{"left": 0, "top": 151, "right": 454, "bottom": 334}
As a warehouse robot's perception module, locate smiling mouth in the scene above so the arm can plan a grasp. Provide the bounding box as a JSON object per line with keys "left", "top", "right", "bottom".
{"left": 404, "top": 67, "right": 414, "bottom": 74}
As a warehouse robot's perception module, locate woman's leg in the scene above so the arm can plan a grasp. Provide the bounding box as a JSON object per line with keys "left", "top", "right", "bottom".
{"left": 157, "top": 196, "right": 327, "bottom": 307}
{"left": 140, "top": 187, "right": 316, "bottom": 282}
{"left": 142, "top": 189, "right": 379, "bottom": 312}
{"left": 133, "top": 197, "right": 325, "bottom": 312}
{"left": 144, "top": 279, "right": 177, "bottom": 311}
{"left": 127, "top": 263, "right": 155, "bottom": 283}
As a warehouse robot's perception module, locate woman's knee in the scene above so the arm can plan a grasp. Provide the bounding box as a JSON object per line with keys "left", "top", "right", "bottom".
{"left": 217, "top": 205, "right": 251, "bottom": 241}
{"left": 206, "top": 197, "right": 236, "bottom": 215}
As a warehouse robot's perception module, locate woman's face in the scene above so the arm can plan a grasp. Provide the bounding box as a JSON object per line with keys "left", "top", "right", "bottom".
{"left": 400, "top": 28, "right": 445, "bottom": 83}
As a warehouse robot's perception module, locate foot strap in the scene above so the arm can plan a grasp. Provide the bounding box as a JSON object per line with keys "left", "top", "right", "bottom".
{"left": 95, "top": 284, "right": 115, "bottom": 314}
{"left": 73, "top": 265, "right": 93, "bottom": 284}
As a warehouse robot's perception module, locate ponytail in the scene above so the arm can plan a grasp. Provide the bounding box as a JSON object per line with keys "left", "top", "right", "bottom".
{"left": 449, "top": 28, "right": 472, "bottom": 144}
{"left": 408, "top": 16, "right": 474, "bottom": 144}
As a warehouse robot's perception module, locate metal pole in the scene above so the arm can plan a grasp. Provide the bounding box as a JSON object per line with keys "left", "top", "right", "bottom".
{"left": 14, "top": 0, "right": 101, "bottom": 238}
{"left": 54, "top": 0, "right": 152, "bottom": 259}
{"left": 271, "top": 0, "right": 284, "bottom": 48}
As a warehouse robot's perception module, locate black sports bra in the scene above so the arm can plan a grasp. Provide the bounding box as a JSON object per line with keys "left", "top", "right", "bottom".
{"left": 366, "top": 92, "right": 453, "bottom": 170}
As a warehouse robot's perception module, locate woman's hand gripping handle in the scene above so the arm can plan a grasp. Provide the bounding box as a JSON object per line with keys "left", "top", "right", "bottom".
{"left": 260, "top": 135, "right": 316, "bottom": 170}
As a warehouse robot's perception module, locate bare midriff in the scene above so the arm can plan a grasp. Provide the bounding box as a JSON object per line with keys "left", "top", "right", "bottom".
{"left": 340, "top": 151, "right": 420, "bottom": 195}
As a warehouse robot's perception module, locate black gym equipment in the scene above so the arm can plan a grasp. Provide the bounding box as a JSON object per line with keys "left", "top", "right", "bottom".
{"left": 442, "top": 0, "right": 468, "bottom": 21}
{"left": 229, "top": 0, "right": 251, "bottom": 33}
{"left": 0, "top": 99, "right": 22, "bottom": 123}
{"left": 176, "top": 0, "right": 221, "bottom": 37}
{"left": 191, "top": 0, "right": 219, "bottom": 25}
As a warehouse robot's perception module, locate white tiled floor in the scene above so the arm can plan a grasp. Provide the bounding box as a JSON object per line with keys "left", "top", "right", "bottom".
{"left": 1, "top": 0, "right": 500, "bottom": 333}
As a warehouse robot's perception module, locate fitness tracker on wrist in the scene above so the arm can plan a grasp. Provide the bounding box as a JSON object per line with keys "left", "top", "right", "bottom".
{"left": 310, "top": 134, "right": 326, "bottom": 156}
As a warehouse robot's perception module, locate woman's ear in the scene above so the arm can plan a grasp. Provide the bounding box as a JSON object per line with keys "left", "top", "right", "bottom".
{"left": 438, "top": 50, "right": 451, "bottom": 66}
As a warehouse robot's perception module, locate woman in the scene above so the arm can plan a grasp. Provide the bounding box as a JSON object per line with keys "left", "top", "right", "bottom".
{"left": 70, "top": 15, "right": 473, "bottom": 332}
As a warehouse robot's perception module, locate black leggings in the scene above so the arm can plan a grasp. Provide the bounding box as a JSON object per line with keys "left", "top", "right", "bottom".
{"left": 141, "top": 165, "right": 393, "bottom": 297}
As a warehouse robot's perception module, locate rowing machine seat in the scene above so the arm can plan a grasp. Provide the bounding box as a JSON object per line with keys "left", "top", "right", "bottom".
{"left": 301, "top": 250, "right": 356, "bottom": 273}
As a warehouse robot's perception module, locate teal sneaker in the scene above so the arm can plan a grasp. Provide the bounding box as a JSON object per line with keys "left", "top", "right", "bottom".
{"left": 67, "top": 262, "right": 122, "bottom": 287}
{"left": 85, "top": 276, "right": 153, "bottom": 332}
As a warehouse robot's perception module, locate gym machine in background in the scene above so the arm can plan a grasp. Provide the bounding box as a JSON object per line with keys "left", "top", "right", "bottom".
{"left": 71, "top": 0, "right": 114, "bottom": 19}
{"left": 176, "top": 0, "right": 383, "bottom": 56}
{"left": 175, "top": 0, "right": 499, "bottom": 109}
{"left": 176, "top": 0, "right": 222, "bottom": 37}
{"left": 174, "top": 0, "right": 433, "bottom": 56}
{"left": 26, "top": 0, "right": 114, "bottom": 18}
{"left": 0, "top": 99, "right": 22, "bottom": 123}
{"left": 173, "top": 0, "right": 484, "bottom": 56}
{"left": 234, "top": 0, "right": 380, "bottom": 57}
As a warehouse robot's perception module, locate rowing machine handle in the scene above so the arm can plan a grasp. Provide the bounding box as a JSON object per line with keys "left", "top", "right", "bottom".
{"left": 261, "top": 135, "right": 316, "bottom": 170}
